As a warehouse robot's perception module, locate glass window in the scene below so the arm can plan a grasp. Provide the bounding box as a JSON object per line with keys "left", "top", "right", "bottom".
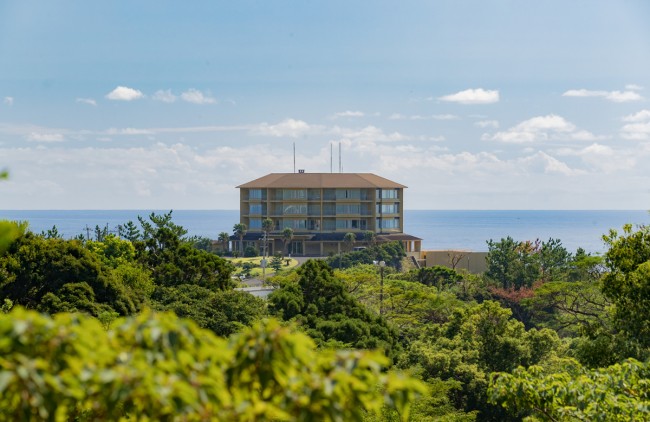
{"left": 249, "top": 204, "right": 262, "bottom": 214}
{"left": 336, "top": 204, "right": 360, "bottom": 214}
{"left": 376, "top": 203, "right": 398, "bottom": 214}
{"left": 249, "top": 189, "right": 263, "bottom": 199}
{"left": 336, "top": 189, "right": 360, "bottom": 199}
{"left": 283, "top": 204, "right": 307, "bottom": 214}
{"left": 381, "top": 189, "right": 398, "bottom": 199}
{"left": 283, "top": 189, "right": 307, "bottom": 200}
{"left": 249, "top": 219, "right": 262, "bottom": 229}
{"left": 283, "top": 219, "right": 307, "bottom": 229}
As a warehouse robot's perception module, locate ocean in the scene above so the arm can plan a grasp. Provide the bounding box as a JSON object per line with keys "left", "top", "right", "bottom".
{"left": 0, "top": 209, "right": 648, "bottom": 254}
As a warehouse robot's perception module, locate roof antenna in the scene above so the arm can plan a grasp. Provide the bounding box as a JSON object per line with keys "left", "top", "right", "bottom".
{"left": 293, "top": 142, "right": 296, "bottom": 173}
{"left": 339, "top": 142, "right": 342, "bottom": 173}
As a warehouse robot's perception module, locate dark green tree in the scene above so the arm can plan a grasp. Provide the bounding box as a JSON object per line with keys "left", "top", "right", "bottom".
{"left": 268, "top": 260, "right": 400, "bottom": 357}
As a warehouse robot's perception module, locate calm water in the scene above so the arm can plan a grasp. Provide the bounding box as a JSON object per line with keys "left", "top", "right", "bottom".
{"left": 0, "top": 209, "right": 648, "bottom": 254}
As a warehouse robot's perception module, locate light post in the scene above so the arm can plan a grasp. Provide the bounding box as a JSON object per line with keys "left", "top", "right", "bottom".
{"left": 373, "top": 260, "right": 386, "bottom": 316}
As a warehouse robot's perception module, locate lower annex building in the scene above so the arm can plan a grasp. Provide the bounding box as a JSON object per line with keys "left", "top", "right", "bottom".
{"left": 232, "top": 172, "right": 421, "bottom": 257}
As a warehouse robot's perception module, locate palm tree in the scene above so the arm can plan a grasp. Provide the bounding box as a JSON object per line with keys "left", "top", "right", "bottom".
{"left": 344, "top": 232, "right": 356, "bottom": 252}
{"left": 218, "top": 231, "right": 230, "bottom": 254}
{"left": 282, "top": 227, "right": 294, "bottom": 257}
{"left": 233, "top": 223, "right": 247, "bottom": 256}
{"left": 262, "top": 218, "right": 274, "bottom": 257}
{"left": 363, "top": 230, "right": 377, "bottom": 247}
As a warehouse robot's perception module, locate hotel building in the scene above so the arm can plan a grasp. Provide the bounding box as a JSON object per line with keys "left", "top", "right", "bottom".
{"left": 234, "top": 172, "right": 421, "bottom": 257}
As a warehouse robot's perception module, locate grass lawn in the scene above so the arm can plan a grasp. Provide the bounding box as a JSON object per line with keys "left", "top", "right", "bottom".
{"left": 228, "top": 256, "right": 299, "bottom": 278}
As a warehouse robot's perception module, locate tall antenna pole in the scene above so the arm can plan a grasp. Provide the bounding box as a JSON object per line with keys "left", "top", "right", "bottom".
{"left": 339, "top": 142, "right": 342, "bottom": 173}
{"left": 293, "top": 142, "right": 296, "bottom": 173}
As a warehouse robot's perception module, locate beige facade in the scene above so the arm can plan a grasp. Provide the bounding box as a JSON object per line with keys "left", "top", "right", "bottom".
{"left": 421, "top": 250, "right": 488, "bottom": 274}
{"left": 235, "top": 172, "right": 421, "bottom": 256}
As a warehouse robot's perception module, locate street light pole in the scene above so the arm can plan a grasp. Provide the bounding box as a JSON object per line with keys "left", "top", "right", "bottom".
{"left": 374, "top": 260, "right": 386, "bottom": 316}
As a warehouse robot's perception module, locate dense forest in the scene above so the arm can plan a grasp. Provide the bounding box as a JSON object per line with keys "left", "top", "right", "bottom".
{"left": 0, "top": 211, "right": 648, "bottom": 420}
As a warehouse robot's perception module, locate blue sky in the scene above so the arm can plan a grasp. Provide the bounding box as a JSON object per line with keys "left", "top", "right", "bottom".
{"left": 1, "top": 1, "right": 649, "bottom": 209}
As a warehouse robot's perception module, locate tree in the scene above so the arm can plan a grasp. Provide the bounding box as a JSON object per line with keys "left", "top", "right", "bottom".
{"left": 363, "top": 230, "right": 377, "bottom": 247}
{"left": 122, "top": 221, "right": 141, "bottom": 242}
{"left": 485, "top": 237, "right": 539, "bottom": 290}
{"left": 344, "top": 232, "right": 357, "bottom": 252}
{"left": 400, "top": 300, "right": 560, "bottom": 419}
{"left": 218, "top": 231, "right": 230, "bottom": 254}
{"left": 0, "top": 233, "right": 138, "bottom": 316}
{"left": 262, "top": 218, "right": 274, "bottom": 257}
{"left": 40, "top": 225, "right": 62, "bottom": 239}
{"left": 233, "top": 223, "right": 247, "bottom": 256}
{"left": 601, "top": 224, "right": 650, "bottom": 348}
{"left": 268, "top": 260, "right": 401, "bottom": 357}
{"left": 0, "top": 308, "right": 425, "bottom": 421}
{"left": 488, "top": 358, "right": 650, "bottom": 421}
{"left": 270, "top": 253, "right": 283, "bottom": 272}
{"left": 282, "top": 227, "right": 294, "bottom": 257}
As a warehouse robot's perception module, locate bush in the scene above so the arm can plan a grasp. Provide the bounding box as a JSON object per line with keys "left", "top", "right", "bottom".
{"left": 244, "top": 245, "right": 259, "bottom": 257}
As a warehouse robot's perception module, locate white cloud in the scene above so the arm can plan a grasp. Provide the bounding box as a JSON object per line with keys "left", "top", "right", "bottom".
{"left": 76, "top": 98, "right": 97, "bottom": 106}
{"left": 619, "top": 109, "right": 650, "bottom": 140}
{"left": 27, "top": 133, "right": 65, "bottom": 142}
{"left": 254, "top": 119, "right": 312, "bottom": 138}
{"left": 562, "top": 88, "right": 643, "bottom": 102}
{"left": 180, "top": 89, "right": 216, "bottom": 104}
{"left": 389, "top": 113, "right": 459, "bottom": 121}
{"left": 439, "top": 88, "right": 499, "bottom": 105}
{"left": 625, "top": 84, "right": 644, "bottom": 91}
{"left": 518, "top": 151, "right": 581, "bottom": 176}
{"left": 152, "top": 89, "right": 177, "bottom": 103}
{"left": 105, "top": 86, "right": 144, "bottom": 101}
{"left": 484, "top": 114, "right": 601, "bottom": 143}
{"left": 106, "top": 128, "right": 155, "bottom": 136}
{"left": 4, "top": 96, "right": 14, "bottom": 106}
{"left": 622, "top": 109, "right": 650, "bottom": 122}
{"left": 332, "top": 110, "right": 364, "bottom": 118}
{"left": 621, "top": 122, "right": 650, "bottom": 140}
{"left": 475, "top": 120, "right": 499, "bottom": 129}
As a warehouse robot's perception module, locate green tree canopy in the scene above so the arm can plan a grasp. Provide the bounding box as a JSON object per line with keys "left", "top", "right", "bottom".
{"left": 0, "top": 308, "right": 425, "bottom": 421}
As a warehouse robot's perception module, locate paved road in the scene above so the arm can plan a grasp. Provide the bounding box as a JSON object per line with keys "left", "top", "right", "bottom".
{"left": 239, "top": 256, "right": 325, "bottom": 287}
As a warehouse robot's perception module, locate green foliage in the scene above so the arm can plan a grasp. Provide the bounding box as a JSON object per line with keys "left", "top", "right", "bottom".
{"left": 327, "top": 241, "right": 407, "bottom": 270}
{"left": 152, "top": 284, "right": 266, "bottom": 337}
{"left": 0, "top": 233, "right": 138, "bottom": 316}
{"left": 39, "top": 225, "right": 62, "bottom": 239}
{"left": 0, "top": 220, "right": 26, "bottom": 255}
{"left": 602, "top": 224, "right": 650, "bottom": 348}
{"left": 270, "top": 253, "right": 283, "bottom": 272}
{"left": 485, "top": 237, "right": 574, "bottom": 291}
{"left": 338, "top": 265, "right": 465, "bottom": 340}
{"left": 0, "top": 308, "right": 425, "bottom": 421}
{"left": 344, "top": 232, "right": 357, "bottom": 251}
{"left": 269, "top": 260, "right": 401, "bottom": 358}
{"left": 401, "top": 301, "right": 561, "bottom": 419}
{"left": 134, "top": 213, "right": 235, "bottom": 290}
{"left": 218, "top": 231, "right": 230, "bottom": 254}
{"left": 233, "top": 223, "right": 247, "bottom": 255}
{"left": 488, "top": 358, "right": 650, "bottom": 421}
{"left": 410, "top": 266, "right": 462, "bottom": 290}
{"left": 244, "top": 245, "right": 259, "bottom": 257}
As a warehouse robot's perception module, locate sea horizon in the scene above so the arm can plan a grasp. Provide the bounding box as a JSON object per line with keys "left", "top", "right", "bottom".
{"left": 1, "top": 209, "right": 648, "bottom": 254}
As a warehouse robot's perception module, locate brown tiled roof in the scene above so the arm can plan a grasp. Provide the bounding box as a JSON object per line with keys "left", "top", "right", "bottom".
{"left": 237, "top": 173, "right": 407, "bottom": 189}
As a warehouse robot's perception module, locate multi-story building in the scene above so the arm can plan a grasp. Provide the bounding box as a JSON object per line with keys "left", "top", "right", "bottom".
{"left": 234, "top": 172, "right": 421, "bottom": 257}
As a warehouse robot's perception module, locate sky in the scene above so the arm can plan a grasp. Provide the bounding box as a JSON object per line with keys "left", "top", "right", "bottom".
{"left": 1, "top": 1, "right": 650, "bottom": 210}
